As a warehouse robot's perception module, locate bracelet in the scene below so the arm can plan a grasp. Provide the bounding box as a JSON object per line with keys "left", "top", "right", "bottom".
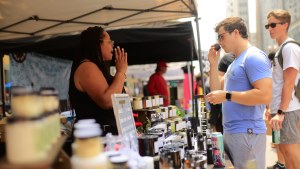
{"left": 117, "top": 71, "right": 127, "bottom": 79}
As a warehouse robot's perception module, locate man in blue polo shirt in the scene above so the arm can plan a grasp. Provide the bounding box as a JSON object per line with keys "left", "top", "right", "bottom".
{"left": 206, "top": 17, "right": 272, "bottom": 169}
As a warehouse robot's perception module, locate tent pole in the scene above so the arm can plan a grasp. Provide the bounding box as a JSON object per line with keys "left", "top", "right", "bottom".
{"left": 0, "top": 53, "right": 5, "bottom": 118}
{"left": 190, "top": 39, "right": 196, "bottom": 117}
{"left": 194, "top": 18, "right": 206, "bottom": 118}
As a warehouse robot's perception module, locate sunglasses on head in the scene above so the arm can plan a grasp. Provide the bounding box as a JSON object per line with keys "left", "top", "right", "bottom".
{"left": 265, "top": 22, "right": 284, "bottom": 29}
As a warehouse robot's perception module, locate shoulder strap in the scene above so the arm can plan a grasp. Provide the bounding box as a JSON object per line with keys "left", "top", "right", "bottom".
{"left": 278, "top": 41, "right": 300, "bottom": 69}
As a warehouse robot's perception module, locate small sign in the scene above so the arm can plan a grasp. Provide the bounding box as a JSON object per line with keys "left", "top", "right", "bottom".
{"left": 111, "top": 94, "right": 137, "bottom": 136}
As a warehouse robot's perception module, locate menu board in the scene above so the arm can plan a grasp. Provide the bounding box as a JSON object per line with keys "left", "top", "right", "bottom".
{"left": 111, "top": 94, "right": 137, "bottom": 136}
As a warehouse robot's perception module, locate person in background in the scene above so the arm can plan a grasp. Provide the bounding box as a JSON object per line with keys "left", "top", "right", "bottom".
{"left": 266, "top": 9, "right": 300, "bottom": 169}
{"left": 195, "top": 73, "right": 211, "bottom": 113}
{"left": 265, "top": 52, "right": 286, "bottom": 169}
{"left": 147, "top": 61, "right": 169, "bottom": 106}
{"left": 68, "top": 26, "right": 128, "bottom": 136}
{"left": 209, "top": 53, "right": 234, "bottom": 133}
{"left": 206, "top": 17, "right": 272, "bottom": 169}
{"left": 195, "top": 73, "right": 210, "bottom": 96}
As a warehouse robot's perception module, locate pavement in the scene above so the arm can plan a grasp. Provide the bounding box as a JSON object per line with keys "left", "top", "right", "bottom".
{"left": 266, "top": 135, "right": 278, "bottom": 167}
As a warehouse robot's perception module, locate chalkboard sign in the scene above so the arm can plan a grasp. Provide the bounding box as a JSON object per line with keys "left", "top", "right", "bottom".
{"left": 111, "top": 94, "right": 137, "bottom": 136}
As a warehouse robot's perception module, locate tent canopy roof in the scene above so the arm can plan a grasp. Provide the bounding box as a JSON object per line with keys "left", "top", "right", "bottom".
{"left": 1, "top": 22, "right": 197, "bottom": 65}
{"left": 0, "top": 0, "right": 197, "bottom": 40}
{"left": 0, "top": 0, "right": 199, "bottom": 65}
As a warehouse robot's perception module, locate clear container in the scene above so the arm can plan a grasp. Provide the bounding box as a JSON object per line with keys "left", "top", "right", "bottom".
{"left": 110, "top": 155, "right": 130, "bottom": 169}
{"left": 10, "top": 86, "right": 42, "bottom": 118}
{"left": 73, "top": 122, "right": 103, "bottom": 158}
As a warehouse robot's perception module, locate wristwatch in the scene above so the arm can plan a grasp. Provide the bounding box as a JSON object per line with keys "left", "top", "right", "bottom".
{"left": 277, "top": 109, "right": 285, "bottom": 115}
{"left": 226, "top": 91, "right": 232, "bottom": 101}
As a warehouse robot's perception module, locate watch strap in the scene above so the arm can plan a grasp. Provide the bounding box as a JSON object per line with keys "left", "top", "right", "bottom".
{"left": 277, "top": 109, "right": 285, "bottom": 115}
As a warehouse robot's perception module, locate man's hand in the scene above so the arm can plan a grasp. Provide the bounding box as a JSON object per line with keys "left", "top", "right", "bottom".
{"left": 207, "top": 44, "right": 221, "bottom": 67}
{"left": 264, "top": 108, "right": 273, "bottom": 121}
{"left": 269, "top": 114, "right": 285, "bottom": 130}
{"left": 205, "top": 90, "right": 226, "bottom": 105}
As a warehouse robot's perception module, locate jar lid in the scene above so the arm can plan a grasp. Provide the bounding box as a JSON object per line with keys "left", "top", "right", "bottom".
{"left": 110, "top": 155, "right": 128, "bottom": 164}
{"left": 11, "top": 86, "right": 35, "bottom": 96}
{"left": 74, "top": 126, "right": 102, "bottom": 138}
{"left": 77, "top": 119, "right": 96, "bottom": 124}
{"left": 105, "top": 151, "right": 121, "bottom": 158}
{"left": 40, "top": 87, "right": 58, "bottom": 96}
{"left": 138, "top": 134, "right": 158, "bottom": 140}
{"left": 133, "top": 97, "right": 142, "bottom": 101}
{"left": 74, "top": 121, "right": 99, "bottom": 129}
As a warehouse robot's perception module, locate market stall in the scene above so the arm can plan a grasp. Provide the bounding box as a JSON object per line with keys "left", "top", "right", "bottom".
{"left": 0, "top": 0, "right": 231, "bottom": 168}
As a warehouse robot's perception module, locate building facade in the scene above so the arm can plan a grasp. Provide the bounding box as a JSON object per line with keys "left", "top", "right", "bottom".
{"left": 226, "top": 0, "right": 300, "bottom": 53}
{"left": 257, "top": 0, "right": 300, "bottom": 53}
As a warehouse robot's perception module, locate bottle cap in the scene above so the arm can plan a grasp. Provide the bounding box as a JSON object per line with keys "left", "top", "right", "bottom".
{"left": 74, "top": 121, "right": 99, "bottom": 129}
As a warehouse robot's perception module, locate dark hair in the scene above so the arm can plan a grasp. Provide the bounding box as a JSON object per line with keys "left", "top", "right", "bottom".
{"left": 268, "top": 52, "right": 275, "bottom": 61}
{"left": 215, "top": 17, "right": 248, "bottom": 39}
{"left": 68, "top": 26, "right": 114, "bottom": 110}
{"left": 71, "top": 26, "right": 113, "bottom": 84}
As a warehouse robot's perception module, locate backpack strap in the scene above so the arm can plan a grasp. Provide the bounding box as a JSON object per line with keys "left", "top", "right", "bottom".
{"left": 277, "top": 41, "right": 300, "bottom": 69}
{"left": 277, "top": 41, "right": 300, "bottom": 101}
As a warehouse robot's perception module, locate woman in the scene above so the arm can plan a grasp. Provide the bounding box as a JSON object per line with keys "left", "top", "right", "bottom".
{"left": 68, "top": 26, "right": 127, "bottom": 135}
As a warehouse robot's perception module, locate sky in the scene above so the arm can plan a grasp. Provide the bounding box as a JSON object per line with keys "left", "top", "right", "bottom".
{"left": 197, "top": 0, "right": 227, "bottom": 51}
{"left": 197, "top": 0, "right": 256, "bottom": 51}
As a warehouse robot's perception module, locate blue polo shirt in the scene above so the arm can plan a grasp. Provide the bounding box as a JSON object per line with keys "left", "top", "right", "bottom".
{"left": 223, "top": 47, "right": 272, "bottom": 134}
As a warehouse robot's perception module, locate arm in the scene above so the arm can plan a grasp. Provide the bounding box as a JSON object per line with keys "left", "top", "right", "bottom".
{"left": 208, "top": 45, "right": 222, "bottom": 91}
{"left": 270, "top": 67, "right": 298, "bottom": 130}
{"left": 75, "top": 47, "right": 127, "bottom": 109}
{"left": 205, "top": 77, "right": 272, "bottom": 106}
{"left": 147, "top": 76, "right": 157, "bottom": 95}
{"left": 230, "top": 77, "right": 272, "bottom": 105}
{"left": 280, "top": 67, "right": 298, "bottom": 111}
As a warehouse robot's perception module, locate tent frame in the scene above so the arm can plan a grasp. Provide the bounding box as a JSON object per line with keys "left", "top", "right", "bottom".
{"left": 0, "top": 0, "right": 195, "bottom": 37}
{"left": 0, "top": 0, "right": 205, "bottom": 120}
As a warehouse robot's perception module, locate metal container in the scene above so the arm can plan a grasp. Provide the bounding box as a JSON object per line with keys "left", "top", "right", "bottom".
{"left": 138, "top": 135, "right": 159, "bottom": 156}
{"left": 211, "top": 132, "right": 225, "bottom": 167}
{"left": 160, "top": 147, "right": 182, "bottom": 169}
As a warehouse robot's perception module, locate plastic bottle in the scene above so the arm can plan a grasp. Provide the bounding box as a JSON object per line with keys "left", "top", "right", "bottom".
{"left": 272, "top": 129, "right": 280, "bottom": 144}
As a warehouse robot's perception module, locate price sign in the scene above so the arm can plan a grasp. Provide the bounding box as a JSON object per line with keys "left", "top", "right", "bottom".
{"left": 111, "top": 94, "right": 137, "bottom": 136}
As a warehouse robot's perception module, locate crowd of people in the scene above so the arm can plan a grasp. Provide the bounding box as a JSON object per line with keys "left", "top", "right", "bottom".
{"left": 205, "top": 9, "right": 300, "bottom": 169}
{"left": 67, "top": 8, "right": 300, "bottom": 169}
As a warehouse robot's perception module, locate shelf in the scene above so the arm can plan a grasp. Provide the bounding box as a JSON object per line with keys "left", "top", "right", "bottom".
{"left": 0, "top": 135, "right": 67, "bottom": 169}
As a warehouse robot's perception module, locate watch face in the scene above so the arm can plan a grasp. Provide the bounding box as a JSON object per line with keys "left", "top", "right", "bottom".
{"left": 277, "top": 109, "right": 284, "bottom": 115}
{"left": 226, "top": 92, "right": 231, "bottom": 100}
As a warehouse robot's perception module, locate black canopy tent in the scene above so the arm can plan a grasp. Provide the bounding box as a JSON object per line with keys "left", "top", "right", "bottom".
{"left": 0, "top": 0, "right": 205, "bottom": 120}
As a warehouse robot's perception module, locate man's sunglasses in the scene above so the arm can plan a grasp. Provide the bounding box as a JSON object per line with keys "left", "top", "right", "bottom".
{"left": 265, "top": 22, "right": 284, "bottom": 29}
